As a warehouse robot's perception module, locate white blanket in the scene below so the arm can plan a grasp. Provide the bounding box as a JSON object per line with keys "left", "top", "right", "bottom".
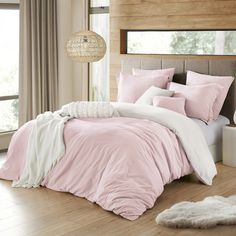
{"left": 12, "top": 102, "right": 118, "bottom": 188}
{"left": 61, "top": 101, "right": 119, "bottom": 118}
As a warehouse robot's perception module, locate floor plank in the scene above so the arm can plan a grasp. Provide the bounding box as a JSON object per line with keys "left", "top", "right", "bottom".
{"left": 0, "top": 157, "right": 236, "bottom": 236}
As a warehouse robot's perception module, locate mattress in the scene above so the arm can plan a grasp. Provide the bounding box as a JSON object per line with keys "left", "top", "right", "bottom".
{"left": 191, "top": 115, "right": 230, "bottom": 146}
{"left": 191, "top": 115, "right": 230, "bottom": 162}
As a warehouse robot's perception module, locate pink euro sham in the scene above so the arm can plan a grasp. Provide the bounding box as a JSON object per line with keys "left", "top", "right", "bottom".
{"left": 186, "top": 71, "right": 234, "bottom": 120}
{"left": 153, "top": 96, "right": 186, "bottom": 116}
{"left": 168, "top": 82, "right": 221, "bottom": 123}
{"left": 132, "top": 67, "right": 175, "bottom": 81}
{"left": 117, "top": 72, "right": 169, "bottom": 103}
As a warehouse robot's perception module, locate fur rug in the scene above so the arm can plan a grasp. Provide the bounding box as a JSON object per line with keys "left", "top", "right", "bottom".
{"left": 156, "top": 195, "right": 236, "bottom": 229}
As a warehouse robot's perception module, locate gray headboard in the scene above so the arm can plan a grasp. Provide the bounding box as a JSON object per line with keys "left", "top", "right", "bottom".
{"left": 121, "top": 58, "right": 236, "bottom": 123}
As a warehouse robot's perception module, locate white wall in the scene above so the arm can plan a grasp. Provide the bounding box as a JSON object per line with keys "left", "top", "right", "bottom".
{"left": 57, "top": 0, "right": 88, "bottom": 107}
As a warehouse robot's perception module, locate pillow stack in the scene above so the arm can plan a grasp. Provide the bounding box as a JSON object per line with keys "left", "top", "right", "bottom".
{"left": 186, "top": 71, "right": 234, "bottom": 120}
{"left": 168, "top": 82, "right": 222, "bottom": 122}
{"left": 116, "top": 67, "right": 234, "bottom": 122}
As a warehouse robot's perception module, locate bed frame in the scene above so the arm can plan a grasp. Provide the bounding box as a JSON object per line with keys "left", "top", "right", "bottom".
{"left": 121, "top": 58, "right": 236, "bottom": 162}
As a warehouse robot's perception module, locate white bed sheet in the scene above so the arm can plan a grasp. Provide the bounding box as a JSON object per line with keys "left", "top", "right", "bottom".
{"left": 191, "top": 115, "right": 230, "bottom": 146}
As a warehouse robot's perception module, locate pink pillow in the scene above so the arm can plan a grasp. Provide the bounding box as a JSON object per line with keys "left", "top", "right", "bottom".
{"left": 153, "top": 96, "right": 186, "bottom": 116}
{"left": 132, "top": 68, "right": 175, "bottom": 81}
{"left": 186, "top": 71, "right": 234, "bottom": 120}
{"left": 168, "top": 82, "right": 221, "bottom": 123}
{"left": 117, "top": 72, "right": 169, "bottom": 103}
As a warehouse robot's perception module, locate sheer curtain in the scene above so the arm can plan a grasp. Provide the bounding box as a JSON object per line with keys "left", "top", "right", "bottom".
{"left": 19, "top": 0, "right": 58, "bottom": 125}
{"left": 57, "top": 0, "right": 89, "bottom": 107}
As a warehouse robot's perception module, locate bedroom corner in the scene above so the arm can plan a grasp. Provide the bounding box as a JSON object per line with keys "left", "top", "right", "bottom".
{"left": 0, "top": 0, "right": 236, "bottom": 235}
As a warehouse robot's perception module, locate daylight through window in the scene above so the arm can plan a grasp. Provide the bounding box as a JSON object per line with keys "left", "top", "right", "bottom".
{"left": 0, "top": 6, "right": 19, "bottom": 132}
{"left": 89, "top": 0, "right": 109, "bottom": 101}
{"left": 125, "top": 30, "right": 236, "bottom": 55}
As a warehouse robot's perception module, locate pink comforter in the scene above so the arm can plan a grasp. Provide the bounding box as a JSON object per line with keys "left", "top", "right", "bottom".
{"left": 0, "top": 117, "right": 192, "bottom": 220}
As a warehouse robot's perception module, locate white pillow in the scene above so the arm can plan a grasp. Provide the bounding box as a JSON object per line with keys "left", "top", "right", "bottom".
{"left": 135, "top": 86, "right": 174, "bottom": 105}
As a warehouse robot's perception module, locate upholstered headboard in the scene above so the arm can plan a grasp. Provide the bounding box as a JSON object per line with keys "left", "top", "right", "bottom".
{"left": 121, "top": 58, "right": 236, "bottom": 122}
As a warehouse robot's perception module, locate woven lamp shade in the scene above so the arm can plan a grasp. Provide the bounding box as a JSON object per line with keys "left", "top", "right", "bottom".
{"left": 66, "top": 30, "right": 106, "bottom": 63}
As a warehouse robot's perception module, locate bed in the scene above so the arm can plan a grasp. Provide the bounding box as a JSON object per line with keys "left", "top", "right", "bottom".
{"left": 192, "top": 115, "right": 230, "bottom": 162}
{"left": 0, "top": 58, "right": 235, "bottom": 220}
{"left": 121, "top": 58, "right": 236, "bottom": 162}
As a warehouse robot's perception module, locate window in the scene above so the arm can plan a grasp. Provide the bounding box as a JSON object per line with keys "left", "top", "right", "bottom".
{"left": 89, "top": 0, "right": 109, "bottom": 101}
{"left": 0, "top": 4, "right": 19, "bottom": 133}
{"left": 90, "top": 0, "right": 109, "bottom": 7}
{"left": 122, "top": 30, "right": 236, "bottom": 55}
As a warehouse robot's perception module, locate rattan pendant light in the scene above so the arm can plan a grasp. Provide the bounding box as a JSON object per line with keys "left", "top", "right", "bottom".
{"left": 66, "top": 30, "right": 106, "bottom": 63}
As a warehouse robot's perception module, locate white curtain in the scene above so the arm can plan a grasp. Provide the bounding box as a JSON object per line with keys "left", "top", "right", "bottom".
{"left": 57, "top": 0, "right": 89, "bottom": 107}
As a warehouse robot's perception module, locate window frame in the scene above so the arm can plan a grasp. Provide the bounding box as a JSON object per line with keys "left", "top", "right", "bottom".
{"left": 0, "top": 3, "right": 18, "bottom": 9}
{"left": 121, "top": 29, "right": 236, "bottom": 56}
{"left": 0, "top": 2, "right": 19, "bottom": 136}
{"left": 90, "top": 6, "right": 109, "bottom": 14}
{"left": 88, "top": 0, "right": 109, "bottom": 101}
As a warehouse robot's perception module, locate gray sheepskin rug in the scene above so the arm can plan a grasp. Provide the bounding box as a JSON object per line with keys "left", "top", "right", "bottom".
{"left": 156, "top": 195, "right": 236, "bottom": 229}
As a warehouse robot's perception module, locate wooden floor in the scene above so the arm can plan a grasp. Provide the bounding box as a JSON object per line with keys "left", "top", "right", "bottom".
{"left": 1, "top": 155, "right": 236, "bottom": 236}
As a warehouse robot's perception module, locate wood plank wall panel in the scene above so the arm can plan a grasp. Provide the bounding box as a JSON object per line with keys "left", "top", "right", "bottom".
{"left": 110, "top": 0, "right": 236, "bottom": 100}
